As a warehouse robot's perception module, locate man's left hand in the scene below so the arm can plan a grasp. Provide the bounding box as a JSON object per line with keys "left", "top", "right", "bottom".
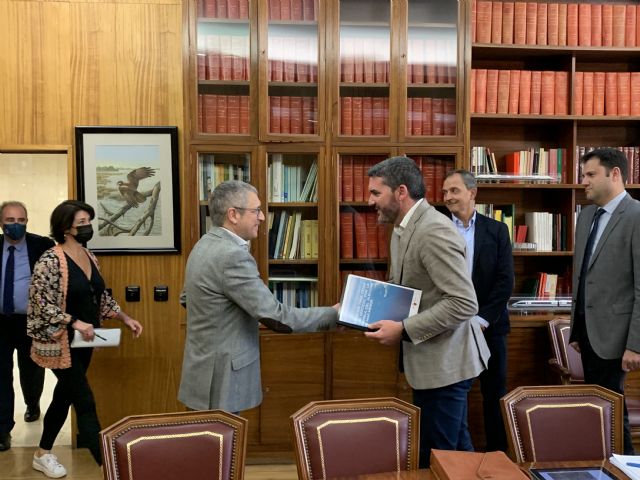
{"left": 622, "top": 349, "right": 640, "bottom": 372}
{"left": 364, "top": 320, "right": 404, "bottom": 346}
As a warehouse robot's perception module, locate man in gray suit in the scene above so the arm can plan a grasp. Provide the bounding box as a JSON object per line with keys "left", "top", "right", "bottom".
{"left": 179, "top": 180, "right": 338, "bottom": 413}
{"left": 364, "top": 156, "right": 490, "bottom": 467}
{"left": 570, "top": 147, "right": 640, "bottom": 455}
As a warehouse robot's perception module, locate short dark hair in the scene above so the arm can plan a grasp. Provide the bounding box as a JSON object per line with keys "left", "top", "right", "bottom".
{"left": 367, "top": 156, "right": 425, "bottom": 200}
{"left": 444, "top": 169, "right": 477, "bottom": 190}
{"left": 581, "top": 147, "right": 628, "bottom": 183}
{"left": 209, "top": 180, "right": 258, "bottom": 227}
{"left": 0, "top": 201, "right": 28, "bottom": 220}
{"left": 50, "top": 200, "right": 95, "bottom": 243}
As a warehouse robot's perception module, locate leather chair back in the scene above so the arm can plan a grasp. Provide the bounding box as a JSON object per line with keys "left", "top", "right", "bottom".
{"left": 100, "top": 410, "right": 247, "bottom": 480}
{"left": 501, "top": 385, "right": 623, "bottom": 463}
{"left": 548, "top": 318, "right": 584, "bottom": 383}
{"left": 290, "top": 397, "right": 420, "bottom": 480}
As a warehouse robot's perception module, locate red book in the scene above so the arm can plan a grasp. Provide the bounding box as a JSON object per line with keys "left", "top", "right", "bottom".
{"left": 435, "top": 159, "right": 446, "bottom": 202}
{"left": 425, "top": 39, "right": 437, "bottom": 83}
{"left": 352, "top": 97, "right": 363, "bottom": 135}
{"left": 626, "top": 6, "right": 637, "bottom": 47}
{"left": 612, "top": 5, "right": 626, "bottom": 47}
{"left": 530, "top": 70, "right": 542, "bottom": 114}
{"left": 339, "top": 212, "right": 354, "bottom": 259}
{"left": 203, "top": 94, "right": 217, "bottom": 133}
{"left": 573, "top": 71, "right": 584, "bottom": 115}
{"left": 631, "top": 72, "right": 640, "bottom": 116}
{"left": 197, "top": 94, "right": 203, "bottom": 133}
{"left": 377, "top": 224, "right": 388, "bottom": 260}
{"left": 283, "top": 41, "right": 296, "bottom": 82}
{"left": 227, "top": 95, "right": 240, "bottom": 133}
{"left": 525, "top": 2, "right": 537, "bottom": 45}
{"left": 435, "top": 39, "right": 448, "bottom": 83}
{"left": 363, "top": 49, "right": 375, "bottom": 84}
{"left": 410, "top": 97, "right": 423, "bottom": 136}
{"left": 513, "top": 2, "right": 527, "bottom": 45}
{"left": 280, "top": 0, "right": 291, "bottom": 20}
{"left": 197, "top": 51, "right": 206, "bottom": 80}
{"left": 558, "top": 4, "right": 567, "bottom": 45}
{"left": 604, "top": 73, "right": 618, "bottom": 115}
{"left": 362, "top": 97, "right": 373, "bottom": 135}
{"left": 486, "top": 69, "right": 499, "bottom": 114}
{"left": 354, "top": 213, "right": 368, "bottom": 259}
{"left": 519, "top": 69, "right": 531, "bottom": 114}
{"left": 365, "top": 212, "right": 379, "bottom": 259}
{"left": 508, "top": 69, "right": 520, "bottom": 114}
{"left": 228, "top": 0, "right": 239, "bottom": 19}
{"left": 567, "top": 3, "right": 578, "bottom": 46}
{"left": 444, "top": 98, "right": 456, "bottom": 136}
{"left": 432, "top": 98, "right": 444, "bottom": 136}
{"left": 204, "top": 0, "right": 217, "bottom": 18}
{"left": 239, "top": 0, "right": 249, "bottom": 19}
{"left": 216, "top": 0, "right": 227, "bottom": 17}
{"left": 295, "top": 37, "right": 309, "bottom": 82}
{"left": 422, "top": 97, "right": 433, "bottom": 135}
{"left": 231, "top": 35, "right": 245, "bottom": 81}
{"left": 341, "top": 37, "right": 355, "bottom": 82}
{"left": 280, "top": 96, "right": 291, "bottom": 133}
{"left": 591, "top": 4, "right": 602, "bottom": 47}
{"left": 618, "top": 72, "right": 631, "bottom": 116}
{"left": 302, "top": 96, "right": 314, "bottom": 134}
{"left": 270, "top": 96, "right": 281, "bottom": 133}
{"left": 472, "top": 0, "right": 477, "bottom": 43}
{"left": 536, "top": 2, "right": 547, "bottom": 45}
{"left": 497, "top": 70, "right": 510, "bottom": 114}
{"left": 582, "top": 72, "right": 594, "bottom": 116}
{"left": 505, "top": 152, "right": 519, "bottom": 174}
{"left": 547, "top": 3, "right": 559, "bottom": 46}
{"left": 341, "top": 96, "right": 352, "bottom": 135}
{"left": 269, "top": 0, "right": 280, "bottom": 19}
{"left": 637, "top": 7, "right": 640, "bottom": 48}
{"left": 290, "top": 96, "right": 302, "bottom": 134}
{"left": 475, "top": 69, "right": 488, "bottom": 113}
{"left": 341, "top": 156, "right": 353, "bottom": 202}
{"left": 216, "top": 95, "right": 227, "bottom": 133}
{"left": 476, "top": 1, "right": 493, "bottom": 43}
{"left": 383, "top": 97, "right": 389, "bottom": 135}
{"left": 422, "top": 160, "right": 435, "bottom": 202}
{"left": 554, "top": 72, "right": 568, "bottom": 115}
{"left": 470, "top": 69, "right": 476, "bottom": 113}
{"left": 291, "top": 0, "right": 302, "bottom": 20}
{"left": 220, "top": 35, "right": 232, "bottom": 80}
{"left": 541, "top": 71, "right": 555, "bottom": 115}
{"left": 502, "top": 2, "right": 514, "bottom": 44}
{"left": 602, "top": 4, "right": 613, "bottom": 47}
{"left": 206, "top": 35, "right": 221, "bottom": 80}
{"left": 372, "top": 97, "right": 384, "bottom": 135}
{"left": 311, "top": 97, "right": 318, "bottom": 133}
{"left": 354, "top": 37, "right": 364, "bottom": 82}
{"left": 239, "top": 95, "right": 249, "bottom": 134}
{"left": 353, "top": 156, "right": 364, "bottom": 201}
{"left": 593, "top": 72, "right": 605, "bottom": 116}
{"left": 578, "top": 3, "right": 591, "bottom": 46}
{"left": 302, "top": 0, "right": 315, "bottom": 21}
{"left": 374, "top": 38, "right": 388, "bottom": 83}
{"left": 491, "top": 1, "right": 503, "bottom": 44}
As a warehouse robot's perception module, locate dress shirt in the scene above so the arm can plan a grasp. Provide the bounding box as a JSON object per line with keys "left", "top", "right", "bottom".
{"left": 221, "top": 227, "right": 250, "bottom": 250}
{"left": 393, "top": 198, "right": 425, "bottom": 237}
{"left": 588, "top": 190, "right": 627, "bottom": 257}
{"left": 1, "top": 237, "right": 30, "bottom": 314}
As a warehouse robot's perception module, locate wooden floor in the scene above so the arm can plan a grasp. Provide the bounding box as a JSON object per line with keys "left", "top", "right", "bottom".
{"left": 0, "top": 446, "right": 299, "bottom": 480}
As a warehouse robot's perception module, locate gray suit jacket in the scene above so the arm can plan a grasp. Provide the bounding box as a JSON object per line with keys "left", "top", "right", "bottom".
{"left": 392, "top": 201, "right": 490, "bottom": 389}
{"left": 570, "top": 194, "right": 640, "bottom": 359}
{"left": 178, "top": 227, "right": 337, "bottom": 412}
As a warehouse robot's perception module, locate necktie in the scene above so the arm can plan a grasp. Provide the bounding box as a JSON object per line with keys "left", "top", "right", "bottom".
{"left": 3, "top": 246, "right": 15, "bottom": 314}
{"left": 577, "top": 208, "right": 605, "bottom": 315}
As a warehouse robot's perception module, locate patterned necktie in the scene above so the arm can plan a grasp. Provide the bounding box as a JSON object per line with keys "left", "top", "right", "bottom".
{"left": 3, "top": 246, "right": 15, "bottom": 314}
{"left": 577, "top": 208, "right": 605, "bottom": 314}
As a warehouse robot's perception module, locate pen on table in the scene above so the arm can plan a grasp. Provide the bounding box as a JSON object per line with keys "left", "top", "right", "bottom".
{"left": 626, "top": 462, "right": 640, "bottom": 468}
{"left": 94, "top": 332, "right": 107, "bottom": 341}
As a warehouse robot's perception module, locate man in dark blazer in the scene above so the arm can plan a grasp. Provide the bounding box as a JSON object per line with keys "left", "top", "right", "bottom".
{"left": 443, "top": 169, "right": 514, "bottom": 452}
{"left": 0, "top": 201, "right": 54, "bottom": 451}
{"left": 570, "top": 148, "right": 640, "bottom": 455}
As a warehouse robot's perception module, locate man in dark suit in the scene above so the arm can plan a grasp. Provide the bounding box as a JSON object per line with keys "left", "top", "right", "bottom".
{"left": 442, "top": 170, "right": 514, "bottom": 452}
{"left": 570, "top": 148, "right": 640, "bottom": 455}
{"left": 0, "top": 201, "right": 54, "bottom": 451}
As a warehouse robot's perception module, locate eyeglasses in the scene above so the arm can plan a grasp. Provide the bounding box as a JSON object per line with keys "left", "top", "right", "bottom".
{"left": 232, "top": 206, "right": 262, "bottom": 216}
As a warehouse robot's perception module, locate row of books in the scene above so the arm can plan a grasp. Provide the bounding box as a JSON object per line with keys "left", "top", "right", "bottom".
{"left": 473, "top": 1, "right": 640, "bottom": 47}
{"left": 197, "top": 35, "right": 249, "bottom": 81}
{"left": 199, "top": 156, "right": 249, "bottom": 201}
{"left": 198, "top": 0, "right": 249, "bottom": 19}
{"left": 268, "top": 0, "right": 317, "bottom": 21}
{"left": 268, "top": 280, "right": 319, "bottom": 308}
{"left": 522, "top": 271, "right": 571, "bottom": 298}
{"left": 340, "top": 211, "right": 389, "bottom": 260}
{"left": 407, "top": 38, "right": 457, "bottom": 85}
{"left": 268, "top": 156, "right": 318, "bottom": 202}
{"left": 575, "top": 146, "right": 640, "bottom": 184}
{"left": 406, "top": 97, "right": 456, "bottom": 137}
{"left": 471, "top": 69, "right": 568, "bottom": 115}
{"left": 269, "top": 96, "right": 318, "bottom": 135}
{"left": 524, "top": 212, "right": 567, "bottom": 251}
{"left": 477, "top": 203, "right": 515, "bottom": 242}
{"left": 268, "top": 212, "right": 318, "bottom": 259}
{"left": 574, "top": 72, "right": 640, "bottom": 116}
{"left": 340, "top": 97, "right": 389, "bottom": 136}
{"left": 472, "top": 146, "right": 567, "bottom": 181}
{"left": 268, "top": 36, "right": 318, "bottom": 83}
{"left": 198, "top": 94, "right": 250, "bottom": 135}
{"left": 340, "top": 37, "right": 389, "bottom": 84}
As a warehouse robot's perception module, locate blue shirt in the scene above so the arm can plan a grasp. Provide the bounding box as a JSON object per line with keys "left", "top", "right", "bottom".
{"left": 588, "top": 190, "right": 627, "bottom": 257}
{"left": 1, "top": 237, "right": 30, "bottom": 315}
{"left": 452, "top": 211, "right": 477, "bottom": 276}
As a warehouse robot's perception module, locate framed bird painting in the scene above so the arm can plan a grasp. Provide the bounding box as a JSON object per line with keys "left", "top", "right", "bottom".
{"left": 75, "top": 126, "right": 180, "bottom": 254}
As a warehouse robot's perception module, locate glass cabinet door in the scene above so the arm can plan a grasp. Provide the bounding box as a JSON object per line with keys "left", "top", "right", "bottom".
{"left": 405, "top": 0, "right": 458, "bottom": 138}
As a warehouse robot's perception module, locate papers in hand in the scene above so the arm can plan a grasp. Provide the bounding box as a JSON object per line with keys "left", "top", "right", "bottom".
{"left": 338, "top": 274, "right": 422, "bottom": 330}
{"left": 610, "top": 454, "right": 640, "bottom": 480}
{"left": 70, "top": 328, "right": 121, "bottom": 348}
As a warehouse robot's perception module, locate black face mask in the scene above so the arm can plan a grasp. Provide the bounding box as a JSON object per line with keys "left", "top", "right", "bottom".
{"left": 73, "top": 224, "right": 94, "bottom": 244}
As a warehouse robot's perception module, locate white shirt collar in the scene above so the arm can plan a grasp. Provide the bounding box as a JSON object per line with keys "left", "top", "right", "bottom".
{"left": 393, "top": 198, "right": 424, "bottom": 236}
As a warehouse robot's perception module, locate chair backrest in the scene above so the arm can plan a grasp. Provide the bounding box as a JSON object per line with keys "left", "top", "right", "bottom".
{"left": 100, "top": 410, "right": 247, "bottom": 480}
{"left": 501, "top": 385, "right": 623, "bottom": 463}
{"left": 548, "top": 318, "right": 584, "bottom": 383}
{"left": 290, "top": 397, "right": 420, "bottom": 480}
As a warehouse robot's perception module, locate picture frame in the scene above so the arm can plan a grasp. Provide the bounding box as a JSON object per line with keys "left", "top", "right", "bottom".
{"left": 75, "top": 126, "right": 181, "bottom": 254}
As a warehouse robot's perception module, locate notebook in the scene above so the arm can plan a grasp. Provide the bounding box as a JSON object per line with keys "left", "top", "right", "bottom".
{"left": 70, "top": 328, "right": 121, "bottom": 348}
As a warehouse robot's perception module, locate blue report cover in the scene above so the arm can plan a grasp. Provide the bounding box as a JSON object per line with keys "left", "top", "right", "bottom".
{"left": 338, "top": 274, "right": 422, "bottom": 330}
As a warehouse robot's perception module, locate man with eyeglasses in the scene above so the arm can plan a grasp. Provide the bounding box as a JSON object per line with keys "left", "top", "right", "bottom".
{"left": 179, "top": 180, "right": 338, "bottom": 413}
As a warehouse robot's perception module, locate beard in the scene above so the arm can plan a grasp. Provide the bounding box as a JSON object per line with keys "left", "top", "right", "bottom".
{"left": 375, "top": 202, "right": 401, "bottom": 224}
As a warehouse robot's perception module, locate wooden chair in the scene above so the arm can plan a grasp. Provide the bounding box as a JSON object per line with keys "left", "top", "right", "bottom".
{"left": 290, "top": 397, "right": 420, "bottom": 480}
{"left": 100, "top": 410, "right": 247, "bottom": 480}
{"left": 501, "top": 384, "right": 623, "bottom": 463}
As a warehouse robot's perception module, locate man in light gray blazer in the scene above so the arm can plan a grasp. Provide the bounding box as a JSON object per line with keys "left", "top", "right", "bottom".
{"left": 364, "top": 157, "right": 490, "bottom": 467}
{"left": 179, "top": 180, "right": 338, "bottom": 413}
{"left": 570, "top": 147, "right": 640, "bottom": 455}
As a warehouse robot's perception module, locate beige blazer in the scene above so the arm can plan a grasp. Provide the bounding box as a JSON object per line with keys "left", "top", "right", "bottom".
{"left": 391, "top": 201, "right": 490, "bottom": 390}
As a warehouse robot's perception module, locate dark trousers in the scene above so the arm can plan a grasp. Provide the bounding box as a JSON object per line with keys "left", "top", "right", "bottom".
{"left": 478, "top": 333, "right": 508, "bottom": 452}
{"left": 579, "top": 336, "right": 635, "bottom": 455}
{"left": 40, "top": 347, "right": 102, "bottom": 465}
{"left": 413, "top": 378, "right": 474, "bottom": 468}
{"left": 0, "top": 314, "right": 45, "bottom": 434}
